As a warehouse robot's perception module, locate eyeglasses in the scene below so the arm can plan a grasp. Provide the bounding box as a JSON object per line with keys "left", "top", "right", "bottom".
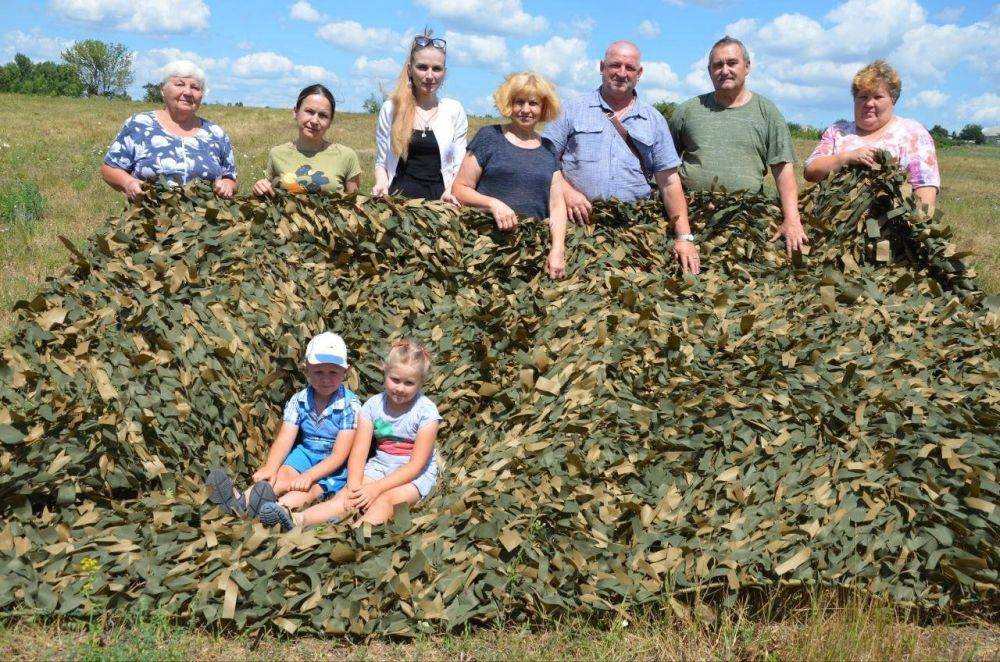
{"left": 413, "top": 35, "right": 446, "bottom": 51}
{"left": 392, "top": 340, "right": 432, "bottom": 361}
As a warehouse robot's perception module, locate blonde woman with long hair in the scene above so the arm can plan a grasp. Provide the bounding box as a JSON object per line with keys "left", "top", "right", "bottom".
{"left": 372, "top": 33, "right": 467, "bottom": 203}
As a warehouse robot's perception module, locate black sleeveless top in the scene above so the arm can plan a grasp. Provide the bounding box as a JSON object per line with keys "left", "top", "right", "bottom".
{"left": 394, "top": 130, "right": 443, "bottom": 184}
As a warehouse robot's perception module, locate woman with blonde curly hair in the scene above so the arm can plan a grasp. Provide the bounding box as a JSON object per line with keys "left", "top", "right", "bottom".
{"left": 372, "top": 32, "right": 467, "bottom": 203}
{"left": 452, "top": 72, "right": 568, "bottom": 279}
{"left": 804, "top": 60, "right": 939, "bottom": 206}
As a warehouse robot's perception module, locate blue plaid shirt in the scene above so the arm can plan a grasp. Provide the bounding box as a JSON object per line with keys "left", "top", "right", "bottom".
{"left": 542, "top": 88, "right": 681, "bottom": 202}
{"left": 282, "top": 385, "right": 360, "bottom": 453}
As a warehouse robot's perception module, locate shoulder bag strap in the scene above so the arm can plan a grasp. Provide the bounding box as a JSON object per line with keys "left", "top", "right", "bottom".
{"left": 604, "top": 109, "right": 646, "bottom": 173}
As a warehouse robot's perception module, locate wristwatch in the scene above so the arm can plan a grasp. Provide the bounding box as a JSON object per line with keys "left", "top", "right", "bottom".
{"left": 676, "top": 233, "right": 695, "bottom": 242}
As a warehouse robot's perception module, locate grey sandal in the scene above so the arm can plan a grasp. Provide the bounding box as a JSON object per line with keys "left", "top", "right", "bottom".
{"left": 247, "top": 480, "right": 278, "bottom": 520}
{"left": 206, "top": 468, "right": 245, "bottom": 516}
{"left": 259, "top": 502, "right": 295, "bottom": 531}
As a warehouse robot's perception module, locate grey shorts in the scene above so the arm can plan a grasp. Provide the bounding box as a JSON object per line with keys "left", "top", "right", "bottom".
{"left": 364, "top": 450, "right": 439, "bottom": 498}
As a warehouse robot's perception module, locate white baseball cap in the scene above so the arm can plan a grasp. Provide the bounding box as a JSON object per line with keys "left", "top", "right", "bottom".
{"left": 304, "top": 332, "right": 348, "bottom": 367}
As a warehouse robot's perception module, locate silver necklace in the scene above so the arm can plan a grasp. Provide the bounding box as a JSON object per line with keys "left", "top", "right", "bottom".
{"left": 416, "top": 106, "right": 438, "bottom": 138}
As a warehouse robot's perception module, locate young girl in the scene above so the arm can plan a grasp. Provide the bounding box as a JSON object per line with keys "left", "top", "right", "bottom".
{"left": 252, "top": 84, "right": 361, "bottom": 196}
{"left": 259, "top": 340, "right": 441, "bottom": 530}
{"left": 206, "top": 332, "right": 359, "bottom": 520}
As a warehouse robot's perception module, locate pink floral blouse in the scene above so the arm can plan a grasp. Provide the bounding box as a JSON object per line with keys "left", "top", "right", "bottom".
{"left": 806, "top": 117, "right": 940, "bottom": 188}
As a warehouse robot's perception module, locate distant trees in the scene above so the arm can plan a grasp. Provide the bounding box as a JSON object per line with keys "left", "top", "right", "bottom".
{"left": 61, "top": 39, "right": 134, "bottom": 98}
{"left": 653, "top": 101, "right": 676, "bottom": 120}
{"left": 787, "top": 122, "right": 822, "bottom": 140}
{"left": 0, "top": 53, "right": 83, "bottom": 96}
{"left": 362, "top": 92, "right": 383, "bottom": 114}
{"left": 957, "top": 123, "right": 986, "bottom": 144}
{"left": 142, "top": 82, "right": 164, "bottom": 103}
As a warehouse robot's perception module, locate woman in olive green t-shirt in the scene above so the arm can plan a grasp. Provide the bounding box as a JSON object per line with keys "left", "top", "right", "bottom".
{"left": 252, "top": 84, "right": 361, "bottom": 196}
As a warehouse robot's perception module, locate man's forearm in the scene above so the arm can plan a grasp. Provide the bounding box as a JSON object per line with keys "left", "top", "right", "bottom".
{"left": 773, "top": 163, "right": 801, "bottom": 222}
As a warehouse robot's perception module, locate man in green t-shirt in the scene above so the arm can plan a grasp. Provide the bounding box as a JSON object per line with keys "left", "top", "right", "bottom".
{"left": 669, "top": 36, "right": 807, "bottom": 255}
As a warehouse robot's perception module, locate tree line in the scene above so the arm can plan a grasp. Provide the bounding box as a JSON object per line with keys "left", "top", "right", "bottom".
{"left": 0, "top": 39, "right": 159, "bottom": 102}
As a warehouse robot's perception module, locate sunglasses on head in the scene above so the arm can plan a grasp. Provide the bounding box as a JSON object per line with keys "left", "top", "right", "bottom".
{"left": 413, "top": 35, "right": 446, "bottom": 51}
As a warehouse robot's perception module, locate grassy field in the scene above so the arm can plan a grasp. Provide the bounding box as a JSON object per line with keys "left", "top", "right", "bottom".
{"left": 0, "top": 93, "right": 998, "bottom": 659}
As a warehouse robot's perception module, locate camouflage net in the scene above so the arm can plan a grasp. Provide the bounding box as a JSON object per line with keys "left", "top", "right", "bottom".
{"left": 0, "top": 154, "right": 997, "bottom": 635}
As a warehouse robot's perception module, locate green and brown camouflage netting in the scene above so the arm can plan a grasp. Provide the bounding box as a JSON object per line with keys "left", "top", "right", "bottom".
{"left": 0, "top": 153, "right": 997, "bottom": 635}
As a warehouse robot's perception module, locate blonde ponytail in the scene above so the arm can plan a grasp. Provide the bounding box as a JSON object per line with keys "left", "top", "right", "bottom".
{"left": 389, "top": 64, "right": 417, "bottom": 160}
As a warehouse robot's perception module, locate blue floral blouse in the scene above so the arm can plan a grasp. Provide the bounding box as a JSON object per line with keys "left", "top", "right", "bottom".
{"left": 103, "top": 111, "right": 237, "bottom": 184}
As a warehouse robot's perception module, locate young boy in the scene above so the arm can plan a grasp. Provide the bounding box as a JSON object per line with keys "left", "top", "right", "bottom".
{"left": 206, "top": 331, "right": 360, "bottom": 520}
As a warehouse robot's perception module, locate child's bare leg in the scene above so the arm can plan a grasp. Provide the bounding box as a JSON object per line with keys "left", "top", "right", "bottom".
{"left": 278, "top": 484, "right": 323, "bottom": 510}
{"left": 358, "top": 484, "right": 421, "bottom": 526}
{"left": 297, "top": 489, "right": 352, "bottom": 527}
{"left": 271, "top": 465, "right": 301, "bottom": 496}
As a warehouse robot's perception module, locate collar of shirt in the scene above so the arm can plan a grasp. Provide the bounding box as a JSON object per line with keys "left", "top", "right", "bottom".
{"left": 305, "top": 385, "right": 348, "bottom": 420}
{"left": 589, "top": 88, "right": 648, "bottom": 122}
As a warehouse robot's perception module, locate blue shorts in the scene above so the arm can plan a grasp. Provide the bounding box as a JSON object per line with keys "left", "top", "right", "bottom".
{"left": 283, "top": 445, "right": 347, "bottom": 495}
{"left": 364, "top": 450, "right": 439, "bottom": 498}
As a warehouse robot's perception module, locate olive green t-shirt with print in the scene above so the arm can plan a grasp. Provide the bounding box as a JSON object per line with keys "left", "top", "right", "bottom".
{"left": 669, "top": 92, "right": 795, "bottom": 194}
{"left": 265, "top": 142, "right": 361, "bottom": 193}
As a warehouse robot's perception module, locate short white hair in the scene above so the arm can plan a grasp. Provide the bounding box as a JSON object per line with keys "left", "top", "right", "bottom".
{"left": 159, "top": 60, "right": 208, "bottom": 93}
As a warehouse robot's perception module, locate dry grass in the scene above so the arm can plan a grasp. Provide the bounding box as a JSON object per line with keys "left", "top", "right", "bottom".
{"left": 1, "top": 594, "right": 996, "bottom": 661}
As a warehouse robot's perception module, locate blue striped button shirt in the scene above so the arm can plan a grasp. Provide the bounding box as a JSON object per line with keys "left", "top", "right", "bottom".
{"left": 282, "top": 385, "right": 360, "bottom": 454}
{"left": 542, "top": 88, "right": 681, "bottom": 202}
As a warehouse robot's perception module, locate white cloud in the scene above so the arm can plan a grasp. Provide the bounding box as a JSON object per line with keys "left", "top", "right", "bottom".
{"left": 236, "top": 41, "right": 253, "bottom": 51}
{"left": 684, "top": 58, "right": 711, "bottom": 91}
{"left": 909, "top": 89, "right": 949, "bottom": 109}
{"left": 961, "top": 93, "right": 1000, "bottom": 124}
{"left": 642, "top": 61, "right": 680, "bottom": 88}
{"left": 637, "top": 19, "right": 661, "bottom": 38}
{"left": 2, "top": 30, "right": 74, "bottom": 62}
{"left": 415, "top": 0, "right": 547, "bottom": 36}
{"left": 316, "top": 21, "right": 403, "bottom": 54}
{"left": 231, "top": 51, "right": 336, "bottom": 84}
{"left": 289, "top": 1, "right": 323, "bottom": 22}
{"left": 934, "top": 6, "right": 965, "bottom": 23}
{"left": 642, "top": 88, "right": 682, "bottom": 103}
{"left": 824, "top": 0, "right": 926, "bottom": 59}
{"left": 134, "top": 47, "right": 228, "bottom": 84}
{"left": 444, "top": 30, "right": 509, "bottom": 71}
{"left": 51, "top": 0, "right": 210, "bottom": 33}
{"left": 663, "top": 0, "right": 728, "bottom": 6}
{"left": 559, "top": 16, "right": 596, "bottom": 36}
{"left": 520, "top": 36, "right": 596, "bottom": 89}
{"left": 890, "top": 21, "right": 1000, "bottom": 81}
{"left": 353, "top": 55, "right": 399, "bottom": 79}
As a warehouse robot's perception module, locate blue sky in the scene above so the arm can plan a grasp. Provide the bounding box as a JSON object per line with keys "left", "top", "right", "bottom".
{"left": 3, "top": 0, "right": 998, "bottom": 131}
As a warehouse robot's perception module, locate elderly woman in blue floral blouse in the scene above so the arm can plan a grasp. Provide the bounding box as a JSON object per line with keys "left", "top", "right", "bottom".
{"left": 101, "top": 60, "right": 238, "bottom": 201}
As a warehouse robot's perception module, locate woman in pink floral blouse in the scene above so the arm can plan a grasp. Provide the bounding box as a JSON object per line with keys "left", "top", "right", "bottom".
{"left": 804, "top": 60, "right": 939, "bottom": 207}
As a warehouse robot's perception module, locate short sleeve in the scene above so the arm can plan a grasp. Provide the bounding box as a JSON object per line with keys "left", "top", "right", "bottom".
{"left": 415, "top": 396, "right": 442, "bottom": 431}
{"left": 647, "top": 113, "right": 681, "bottom": 173}
{"left": 103, "top": 116, "right": 138, "bottom": 172}
{"left": 764, "top": 102, "right": 796, "bottom": 165}
{"left": 359, "top": 395, "right": 379, "bottom": 423}
{"left": 282, "top": 395, "right": 302, "bottom": 426}
{"left": 265, "top": 147, "right": 277, "bottom": 179}
{"left": 216, "top": 129, "right": 237, "bottom": 180}
{"left": 667, "top": 103, "right": 685, "bottom": 154}
{"left": 905, "top": 124, "right": 940, "bottom": 189}
{"left": 344, "top": 147, "right": 362, "bottom": 181}
{"left": 541, "top": 109, "right": 572, "bottom": 160}
{"left": 467, "top": 126, "right": 497, "bottom": 169}
{"left": 806, "top": 125, "right": 838, "bottom": 165}
{"left": 346, "top": 396, "right": 361, "bottom": 429}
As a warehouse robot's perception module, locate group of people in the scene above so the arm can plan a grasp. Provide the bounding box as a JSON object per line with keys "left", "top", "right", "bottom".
{"left": 101, "top": 32, "right": 941, "bottom": 283}
{"left": 101, "top": 33, "right": 944, "bottom": 530}
{"left": 207, "top": 332, "right": 442, "bottom": 529}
